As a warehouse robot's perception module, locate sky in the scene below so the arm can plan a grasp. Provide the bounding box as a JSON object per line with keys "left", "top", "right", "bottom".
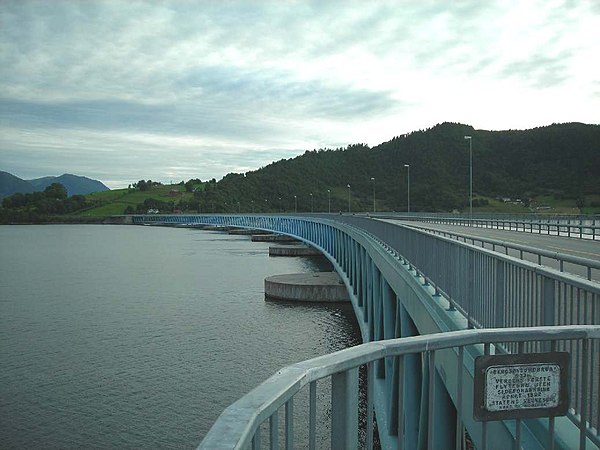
{"left": 1, "top": 0, "right": 599, "bottom": 189}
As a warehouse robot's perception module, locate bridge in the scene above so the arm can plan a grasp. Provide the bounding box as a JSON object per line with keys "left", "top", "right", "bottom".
{"left": 131, "top": 213, "right": 600, "bottom": 450}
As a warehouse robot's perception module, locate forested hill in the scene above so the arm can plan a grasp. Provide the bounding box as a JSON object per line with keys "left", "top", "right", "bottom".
{"left": 198, "top": 122, "right": 600, "bottom": 213}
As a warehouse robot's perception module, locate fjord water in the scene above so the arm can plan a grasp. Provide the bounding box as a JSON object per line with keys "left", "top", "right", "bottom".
{"left": 0, "top": 225, "right": 361, "bottom": 449}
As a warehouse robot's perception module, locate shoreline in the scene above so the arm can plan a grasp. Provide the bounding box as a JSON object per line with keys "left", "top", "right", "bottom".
{"left": 0, "top": 215, "right": 127, "bottom": 225}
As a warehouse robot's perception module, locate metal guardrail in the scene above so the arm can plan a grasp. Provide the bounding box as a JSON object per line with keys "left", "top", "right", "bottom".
{"left": 336, "top": 215, "right": 600, "bottom": 329}
{"left": 335, "top": 216, "right": 600, "bottom": 444}
{"left": 389, "top": 214, "right": 600, "bottom": 240}
{"left": 378, "top": 212, "right": 599, "bottom": 223}
{"left": 403, "top": 223, "right": 600, "bottom": 281}
{"left": 199, "top": 326, "right": 600, "bottom": 450}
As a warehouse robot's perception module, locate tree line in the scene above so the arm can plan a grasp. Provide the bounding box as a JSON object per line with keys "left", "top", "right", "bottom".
{"left": 0, "top": 183, "right": 92, "bottom": 223}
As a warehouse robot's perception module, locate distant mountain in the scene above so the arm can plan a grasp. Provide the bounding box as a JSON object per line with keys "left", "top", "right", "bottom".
{"left": 0, "top": 172, "right": 109, "bottom": 198}
{"left": 27, "top": 174, "right": 109, "bottom": 196}
{"left": 0, "top": 171, "right": 36, "bottom": 198}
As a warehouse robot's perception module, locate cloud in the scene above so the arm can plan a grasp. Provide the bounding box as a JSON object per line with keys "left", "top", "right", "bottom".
{"left": 0, "top": 0, "right": 598, "bottom": 188}
{"left": 498, "top": 52, "right": 571, "bottom": 89}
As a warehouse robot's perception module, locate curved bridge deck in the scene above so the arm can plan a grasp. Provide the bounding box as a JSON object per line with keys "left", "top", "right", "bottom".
{"left": 131, "top": 213, "right": 600, "bottom": 450}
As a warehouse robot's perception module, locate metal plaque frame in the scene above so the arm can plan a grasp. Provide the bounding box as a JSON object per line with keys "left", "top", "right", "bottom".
{"left": 473, "top": 352, "right": 570, "bottom": 421}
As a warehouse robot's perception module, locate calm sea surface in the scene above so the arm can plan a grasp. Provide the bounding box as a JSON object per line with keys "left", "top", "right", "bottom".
{"left": 0, "top": 225, "right": 361, "bottom": 449}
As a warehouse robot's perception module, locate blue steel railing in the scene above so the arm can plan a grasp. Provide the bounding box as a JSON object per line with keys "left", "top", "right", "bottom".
{"left": 131, "top": 214, "right": 600, "bottom": 447}
{"left": 198, "top": 326, "right": 600, "bottom": 450}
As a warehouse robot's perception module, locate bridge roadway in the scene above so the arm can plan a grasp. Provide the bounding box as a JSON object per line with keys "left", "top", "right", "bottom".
{"left": 383, "top": 219, "right": 600, "bottom": 281}
{"left": 132, "top": 214, "right": 599, "bottom": 449}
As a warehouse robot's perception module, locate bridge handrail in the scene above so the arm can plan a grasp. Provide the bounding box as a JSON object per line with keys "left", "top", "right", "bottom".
{"left": 379, "top": 214, "right": 600, "bottom": 240}
{"left": 377, "top": 212, "right": 600, "bottom": 223}
{"left": 335, "top": 216, "right": 600, "bottom": 294}
{"left": 401, "top": 222, "right": 600, "bottom": 281}
{"left": 198, "top": 326, "right": 600, "bottom": 450}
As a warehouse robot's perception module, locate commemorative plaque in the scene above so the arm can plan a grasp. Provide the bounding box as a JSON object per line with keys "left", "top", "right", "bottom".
{"left": 473, "top": 352, "right": 569, "bottom": 421}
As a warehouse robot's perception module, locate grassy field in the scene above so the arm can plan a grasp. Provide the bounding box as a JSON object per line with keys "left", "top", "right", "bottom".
{"left": 471, "top": 194, "right": 600, "bottom": 215}
{"left": 470, "top": 197, "right": 529, "bottom": 214}
{"left": 77, "top": 184, "right": 196, "bottom": 217}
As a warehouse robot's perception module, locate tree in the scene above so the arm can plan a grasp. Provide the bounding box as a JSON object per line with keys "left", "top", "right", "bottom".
{"left": 44, "top": 183, "right": 68, "bottom": 200}
{"left": 136, "top": 180, "right": 150, "bottom": 191}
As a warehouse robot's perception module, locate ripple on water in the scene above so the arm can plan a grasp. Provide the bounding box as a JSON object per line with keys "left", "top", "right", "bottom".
{"left": 0, "top": 225, "right": 361, "bottom": 449}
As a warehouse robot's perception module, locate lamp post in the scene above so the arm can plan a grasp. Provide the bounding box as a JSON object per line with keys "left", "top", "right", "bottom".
{"left": 310, "top": 193, "right": 313, "bottom": 213}
{"left": 294, "top": 195, "right": 297, "bottom": 213}
{"left": 464, "top": 135, "right": 472, "bottom": 221}
{"left": 327, "top": 189, "right": 331, "bottom": 214}
{"left": 278, "top": 197, "right": 282, "bottom": 213}
{"left": 347, "top": 184, "right": 351, "bottom": 213}
{"left": 404, "top": 164, "right": 410, "bottom": 213}
{"left": 370, "top": 177, "right": 375, "bottom": 213}
{"left": 251, "top": 200, "right": 254, "bottom": 213}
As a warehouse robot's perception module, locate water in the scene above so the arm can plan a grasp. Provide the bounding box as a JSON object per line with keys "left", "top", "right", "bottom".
{"left": 0, "top": 225, "right": 361, "bottom": 449}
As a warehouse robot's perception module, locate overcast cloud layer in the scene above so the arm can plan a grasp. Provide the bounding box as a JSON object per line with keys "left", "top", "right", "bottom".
{"left": 1, "top": 0, "right": 598, "bottom": 188}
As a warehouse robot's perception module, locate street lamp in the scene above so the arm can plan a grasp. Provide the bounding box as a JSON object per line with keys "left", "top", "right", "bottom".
{"left": 294, "top": 195, "right": 297, "bottom": 213}
{"left": 347, "top": 184, "right": 351, "bottom": 213}
{"left": 327, "top": 189, "right": 331, "bottom": 214}
{"left": 464, "top": 135, "right": 472, "bottom": 221}
{"left": 278, "top": 197, "right": 282, "bottom": 213}
{"left": 310, "top": 193, "right": 313, "bottom": 213}
{"left": 251, "top": 200, "right": 254, "bottom": 213}
{"left": 371, "top": 177, "right": 375, "bottom": 213}
{"left": 404, "top": 164, "right": 410, "bottom": 213}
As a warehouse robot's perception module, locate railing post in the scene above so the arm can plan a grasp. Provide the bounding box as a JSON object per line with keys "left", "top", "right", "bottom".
{"left": 495, "top": 260, "right": 505, "bottom": 328}
{"left": 331, "top": 368, "right": 359, "bottom": 449}
{"left": 252, "top": 426, "right": 261, "bottom": 450}
{"left": 309, "top": 382, "right": 316, "bottom": 450}
{"left": 270, "top": 410, "right": 279, "bottom": 449}
{"left": 285, "top": 398, "right": 294, "bottom": 450}
{"left": 580, "top": 338, "right": 590, "bottom": 450}
{"left": 400, "top": 304, "right": 421, "bottom": 448}
{"left": 367, "top": 361, "right": 375, "bottom": 450}
{"left": 542, "top": 276, "right": 556, "bottom": 327}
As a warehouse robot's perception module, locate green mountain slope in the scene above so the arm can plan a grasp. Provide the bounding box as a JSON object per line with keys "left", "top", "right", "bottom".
{"left": 195, "top": 122, "right": 600, "bottom": 213}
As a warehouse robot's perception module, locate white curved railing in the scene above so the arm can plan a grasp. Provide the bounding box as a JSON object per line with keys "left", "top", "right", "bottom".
{"left": 198, "top": 326, "right": 600, "bottom": 450}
